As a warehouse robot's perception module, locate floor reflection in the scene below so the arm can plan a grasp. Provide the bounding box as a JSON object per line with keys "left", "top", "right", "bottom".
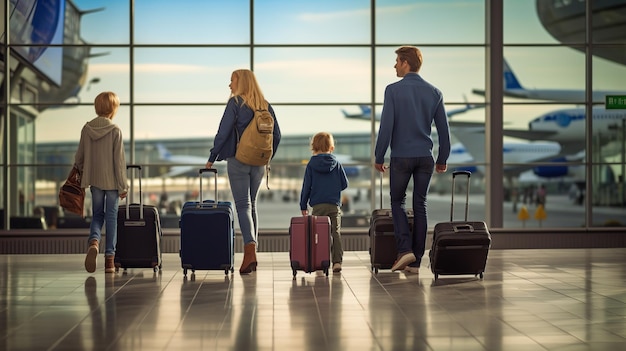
{"left": 0, "top": 249, "right": 625, "bottom": 351}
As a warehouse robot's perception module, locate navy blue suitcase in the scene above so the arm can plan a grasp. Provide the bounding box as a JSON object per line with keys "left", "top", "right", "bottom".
{"left": 115, "top": 165, "right": 163, "bottom": 273}
{"left": 179, "top": 168, "right": 235, "bottom": 277}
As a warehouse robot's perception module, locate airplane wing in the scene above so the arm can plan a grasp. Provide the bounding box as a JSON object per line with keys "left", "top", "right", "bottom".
{"left": 447, "top": 102, "right": 484, "bottom": 117}
{"left": 161, "top": 165, "right": 199, "bottom": 178}
{"left": 501, "top": 128, "right": 557, "bottom": 140}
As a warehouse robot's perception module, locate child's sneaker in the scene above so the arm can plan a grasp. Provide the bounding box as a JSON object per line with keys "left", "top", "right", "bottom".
{"left": 332, "top": 263, "right": 342, "bottom": 272}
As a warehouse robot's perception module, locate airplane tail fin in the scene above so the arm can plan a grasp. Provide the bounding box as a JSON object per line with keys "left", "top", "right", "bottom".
{"left": 359, "top": 105, "right": 372, "bottom": 116}
{"left": 156, "top": 143, "right": 171, "bottom": 161}
{"left": 503, "top": 58, "right": 523, "bottom": 90}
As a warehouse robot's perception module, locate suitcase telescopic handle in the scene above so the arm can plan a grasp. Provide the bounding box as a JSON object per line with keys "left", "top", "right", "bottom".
{"left": 199, "top": 168, "right": 218, "bottom": 204}
{"left": 126, "top": 164, "right": 144, "bottom": 220}
{"left": 450, "top": 170, "right": 471, "bottom": 222}
{"left": 379, "top": 172, "right": 383, "bottom": 209}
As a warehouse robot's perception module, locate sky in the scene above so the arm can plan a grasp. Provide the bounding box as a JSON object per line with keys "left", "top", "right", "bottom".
{"left": 33, "top": 0, "right": 626, "bottom": 143}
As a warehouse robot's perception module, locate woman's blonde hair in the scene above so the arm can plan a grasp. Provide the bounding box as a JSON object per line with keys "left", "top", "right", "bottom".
{"left": 230, "top": 69, "right": 268, "bottom": 110}
{"left": 94, "top": 91, "right": 120, "bottom": 118}
{"left": 311, "top": 132, "right": 335, "bottom": 153}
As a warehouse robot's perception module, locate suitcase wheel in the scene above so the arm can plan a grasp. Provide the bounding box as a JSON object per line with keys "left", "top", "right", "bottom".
{"left": 183, "top": 268, "right": 188, "bottom": 277}
{"left": 434, "top": 273, "right": 439, "bottom": 281}
{"left": 292, "top": 269, "right": 297, "bottom": 278}
{"left": 323, "top": 268, "right": 329, "bottom": 277}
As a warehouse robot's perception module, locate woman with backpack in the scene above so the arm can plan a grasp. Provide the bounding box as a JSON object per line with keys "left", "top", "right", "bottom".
{"left": 206, "top": 69, "right": 281, "bottom": 274}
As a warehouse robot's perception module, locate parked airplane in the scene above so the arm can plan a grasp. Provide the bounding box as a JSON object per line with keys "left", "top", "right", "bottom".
{"left": 341, "top": 101, "right": 481, "bottom": 122}
{"left": 503, "top": 106, "right": 626, "bottom": 155}
{"left": 472, "top": 58, "right": 625, "bottom": 103}
{"left": 156, "top": 143, "right": 223, "bottom": 177}
{"left": 451, "top": 125, "right": 583, "bottom": 181}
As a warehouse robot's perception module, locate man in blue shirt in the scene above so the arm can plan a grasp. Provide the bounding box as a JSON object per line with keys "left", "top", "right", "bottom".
{"left": 374, "top": 46, "right": 451, "bottom": 274}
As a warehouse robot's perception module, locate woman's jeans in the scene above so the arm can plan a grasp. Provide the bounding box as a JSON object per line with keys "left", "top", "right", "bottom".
{"left": 89, "top": 186, "right": 120, "bottom": 256}
{"left": 389, "top": 156, "right": 434, "bottom": 263}
{"left": 227, "top": 157, "right": 265, "bottom": 245}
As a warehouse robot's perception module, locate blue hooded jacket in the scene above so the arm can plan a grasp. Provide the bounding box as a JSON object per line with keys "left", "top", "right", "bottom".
{"left": 300, "top": 153, "right": 349, "bottom": 210}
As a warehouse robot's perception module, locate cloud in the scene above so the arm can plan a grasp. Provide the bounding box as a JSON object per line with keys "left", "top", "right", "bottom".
{"left": 89, "top": 63, "right": 219, "bottom": 74}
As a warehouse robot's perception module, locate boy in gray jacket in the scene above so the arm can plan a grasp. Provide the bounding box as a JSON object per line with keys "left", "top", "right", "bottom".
{"left": 75, "top": 91, "right": 128, "bottom": 273}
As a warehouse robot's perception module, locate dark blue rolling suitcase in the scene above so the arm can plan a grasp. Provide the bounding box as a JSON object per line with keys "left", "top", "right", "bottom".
{"left": 115, "top": 165, "right": 163, "bottom": 273}
{"left": 179, "top": 168, "right": 235, "bottom": 277}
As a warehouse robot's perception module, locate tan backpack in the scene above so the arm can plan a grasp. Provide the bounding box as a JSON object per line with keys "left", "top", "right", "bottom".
{"left": 235, "top": 109, "right": 274, "bottom": 166}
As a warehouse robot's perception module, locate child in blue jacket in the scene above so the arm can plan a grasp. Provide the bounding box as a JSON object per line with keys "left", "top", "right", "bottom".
{"left": 300, "top": 132, "right": 349, "bottom": 272}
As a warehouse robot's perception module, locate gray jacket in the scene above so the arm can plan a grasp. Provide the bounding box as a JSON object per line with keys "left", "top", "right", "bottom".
{"left": 74, "top": 116, "right": 128, "bottom": 193}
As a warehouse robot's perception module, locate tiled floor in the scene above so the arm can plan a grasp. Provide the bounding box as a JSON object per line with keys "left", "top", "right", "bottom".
{"left": 1, "top": 249, "right": 626, "bottom": 351}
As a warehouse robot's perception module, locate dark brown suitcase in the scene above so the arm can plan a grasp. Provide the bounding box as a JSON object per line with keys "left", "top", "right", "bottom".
{"left": 369, "top": 173, "right": 413, "bottom": 274}
{"left": 430, "top": 171, "right": 491, "bottom": 281}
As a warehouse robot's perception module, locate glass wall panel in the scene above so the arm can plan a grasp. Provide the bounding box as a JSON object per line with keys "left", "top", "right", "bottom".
{"left": 254, "top": 48, "right": 370, "bottom": 103}
{"left": 28, "top": 47, "right": 132, "bottom": 107}
{"left": 133, "top": 105, "right": 222, "bottom": 145}
{"left": 73, "top": 0, "right": 130, "bottom": 44}
{"left": 502, "top": 47, "right": 587, "bottom": 103}
{"left": 264, "top": 105, "right": 372, "bottom": 139}
{"left": 35, "top": 105, "right": 131, "bottom": 149}
{"left": 134, "top": 0, "right": 249, "bottom": 44}
{"left": 376, "top": 0, "right": 484, "bottom": 44}
{"left": 375, "top": 47, "right": 484, "bottom": 104}
{"left": 517, "top": 0, "right": 585, "bottom": 45}
{"left": 255, "top": 0, "right": 370, "bottom": 44}
{"left": 134, "top": 48, "right": 249, "bottom": 103}
{"left": 591, "top": 164, "right": 625, "bottom": 226}
{"left": 33, "top": 47, "right": 129, "bottom": 106}
{"left": 593, "top": 51, "right": 626, "bottom": 92}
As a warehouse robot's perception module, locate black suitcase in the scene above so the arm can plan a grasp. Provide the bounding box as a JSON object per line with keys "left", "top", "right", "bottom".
{"left": 430, "top": 170, "right": 491, "bottom": 281}
{"left": 114, "top": 165, "right": 163, "bottom": 273}
{"left": 369, "top": 173, "right": 413, "bottom": 274}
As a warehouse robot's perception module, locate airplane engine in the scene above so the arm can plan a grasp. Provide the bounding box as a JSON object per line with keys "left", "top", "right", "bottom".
{"left": 532, "top": 166, "right": 569, "bottom": 178}
{"left": 532, "top": 156, "right": 571, "bottom": 178}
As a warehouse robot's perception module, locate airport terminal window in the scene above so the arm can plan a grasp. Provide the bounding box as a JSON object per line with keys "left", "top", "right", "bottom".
{"left": 375, "top": 0, "right": 485, "bottom": 45}
{"left": 373, "top": 47, "right": 486, "bottom": 104}
{"left": 2, "top": 0, "right": 625, "bottom": 231}
{"left": 253, "top": 47, "right": 371, "bottom": 103}
{"left": 134, "top": 0, "right": 250, "bottom": 45}
{"left": 72, "top": 0, "right": 131, "bottom": 45}
{"left": 133, "top": 105, "right": 221, "bottom": 141}
{"left": 504, "top": 1, "right": 563, "bottom": 45}
{"left": 254, "top": 0, "right": 370, "bottom": 45}
{"left": 133, "top": 48, "right": 249, "bottom": 103}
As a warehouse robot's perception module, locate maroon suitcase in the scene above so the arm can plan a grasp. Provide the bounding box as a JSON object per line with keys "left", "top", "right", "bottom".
{"left": 289, "top": 215, "right": 331, "bottom": 277}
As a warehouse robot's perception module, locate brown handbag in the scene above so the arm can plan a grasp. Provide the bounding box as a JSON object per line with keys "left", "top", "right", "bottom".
{"left": 59, "top": 166, "right": 85, "bottom": 216}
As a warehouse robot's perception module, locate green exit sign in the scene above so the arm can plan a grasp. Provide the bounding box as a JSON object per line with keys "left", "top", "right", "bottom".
{"left": 606, "top": 95, "right": 626, "bottom": 109}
